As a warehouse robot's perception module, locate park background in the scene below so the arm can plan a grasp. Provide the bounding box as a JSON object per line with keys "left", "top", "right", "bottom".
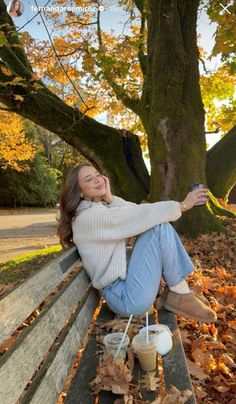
{"left": 0, "top": 1, "right": 235, "bottom": 402}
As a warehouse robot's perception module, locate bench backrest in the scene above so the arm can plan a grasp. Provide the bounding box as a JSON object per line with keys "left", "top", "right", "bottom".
{"left": 0, "top": 247, "right": 100, "bottom": 404}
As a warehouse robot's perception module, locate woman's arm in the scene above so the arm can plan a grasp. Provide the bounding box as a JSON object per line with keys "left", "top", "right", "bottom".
{"left": 77, "top": 187, "right": 209, "bottom": 241}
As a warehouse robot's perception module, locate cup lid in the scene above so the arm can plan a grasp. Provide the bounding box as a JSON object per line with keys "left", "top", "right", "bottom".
{"left": 139, "top": 324, "right": 172, "bottom": 337}
{"left": 103, "top": 332, "right": 130, "bottom": 347}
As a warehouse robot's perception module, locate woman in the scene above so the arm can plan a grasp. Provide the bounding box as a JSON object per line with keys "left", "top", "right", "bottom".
{"left": 8, "top": 0, "right": 23, "bottom": 17}
{"left": 58, "top": 164, "right": 216, "bottom": 322}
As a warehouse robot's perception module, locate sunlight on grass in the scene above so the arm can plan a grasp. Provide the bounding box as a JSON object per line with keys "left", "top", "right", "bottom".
{"left": 0, "top": 245, "right": 62, "bottom": 285}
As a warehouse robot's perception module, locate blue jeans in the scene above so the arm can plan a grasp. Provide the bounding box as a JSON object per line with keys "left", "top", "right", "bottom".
{"left": 99, "top": 223, "right": 194, "bottom": 316}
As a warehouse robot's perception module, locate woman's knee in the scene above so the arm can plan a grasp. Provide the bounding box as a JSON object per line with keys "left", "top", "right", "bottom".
{"left": 122, "top": 293, "right": 155, "bottom": 316}
{"left": 152, "top": 222, "right": 171, "bottom": 236}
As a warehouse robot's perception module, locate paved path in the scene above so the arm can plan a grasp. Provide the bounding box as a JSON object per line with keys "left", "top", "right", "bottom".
{"left": 0, "top": 209, "right": 59, "bottom": 264}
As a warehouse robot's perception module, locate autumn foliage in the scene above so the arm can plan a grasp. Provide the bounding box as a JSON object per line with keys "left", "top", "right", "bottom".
{"left": 0, "top": 110, "right": 36, "bottom": 171}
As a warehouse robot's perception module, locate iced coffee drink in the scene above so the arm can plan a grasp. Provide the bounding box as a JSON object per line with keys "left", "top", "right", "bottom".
{"left": 132, "top": 333, "right": 157, "bottom": 371}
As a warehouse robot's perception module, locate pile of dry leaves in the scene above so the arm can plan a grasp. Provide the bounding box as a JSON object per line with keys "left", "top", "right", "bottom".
{"left": 89, "top": 218, "right": 235, "bottom": 404}
{"left": 178, "top": 218, "right": 236, "bottom": 403}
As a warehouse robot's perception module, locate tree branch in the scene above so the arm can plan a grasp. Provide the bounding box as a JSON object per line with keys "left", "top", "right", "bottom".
{"left": 137, "top": 14, "right": 147, "bottom": 76}
{"left": 0, "top": 41, "right": 32, "bottom": 78}
{"left": 96, "top": 9, "right": 140, "bottom": 114}
{"left": 133, "top": 0, "right": 145, "bottom": 16}
{"left": 205, "top": 127, "right": 220, "bottom": 134}
{"left": 199, "top": 57, "right": 209, "bottom": 75}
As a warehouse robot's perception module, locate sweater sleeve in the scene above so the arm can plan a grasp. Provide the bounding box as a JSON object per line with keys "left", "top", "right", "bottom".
{"left": 109, "top": 195, "right": 137, "bottom": 208}
{"left": 85, "top": 201, "right": 182, "bottom": 241}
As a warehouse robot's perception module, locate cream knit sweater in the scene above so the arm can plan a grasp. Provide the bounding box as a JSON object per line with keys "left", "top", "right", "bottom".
{"left": 72, "top": 196, "right": 182, "bottom": 289}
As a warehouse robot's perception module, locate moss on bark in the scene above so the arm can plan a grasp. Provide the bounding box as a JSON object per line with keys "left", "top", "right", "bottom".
{"left": 206, "top": 125, "right": 236, "bottom": 199}
{"left": 207, "top": 192, "right": 236, "bottom": 218}
{"left": 145, "top": 0, "right": 218, "bottom": 234}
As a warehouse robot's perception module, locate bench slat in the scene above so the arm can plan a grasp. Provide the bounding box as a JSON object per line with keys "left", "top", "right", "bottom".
{"left": 65, "top": 303, "right": 157, "bottom": 404}
{"left": 65, "top": 302, "right": 114, "bottom": 404}
{"left": 0, "top": 269, "right": 91, "bottom": 404}
{"left": 22, "top": 288, "right": 99, "bottom": 404}
{"left": 158, "top": 307, "right": 197, "bottom": 404}
{"left": 0, "top": 247, "right": 80, "bottom": 344}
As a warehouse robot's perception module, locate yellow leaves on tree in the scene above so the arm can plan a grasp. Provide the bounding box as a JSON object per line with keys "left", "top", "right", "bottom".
{"left": 200, "top": 66, "right": 236, "bottom": 134}
{"left": 0, "top": 111, "right": 36, "bottom": 171}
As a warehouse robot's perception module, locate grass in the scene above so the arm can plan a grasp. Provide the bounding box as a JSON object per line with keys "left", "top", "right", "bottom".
{"left": 0, "top": 245, "right": 63, "bottom": 286}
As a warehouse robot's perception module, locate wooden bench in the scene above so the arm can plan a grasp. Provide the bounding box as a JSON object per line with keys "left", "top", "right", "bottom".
{"left": 0, "top": 247, "right": 196, "bottom": 403}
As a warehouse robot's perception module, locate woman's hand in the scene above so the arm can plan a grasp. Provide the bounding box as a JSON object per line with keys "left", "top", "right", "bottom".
{"left": 101, "top": 175, "right": 113, "bottom": 204}
{"left": 180, "top": 187, "right": 209, "bottom": 212}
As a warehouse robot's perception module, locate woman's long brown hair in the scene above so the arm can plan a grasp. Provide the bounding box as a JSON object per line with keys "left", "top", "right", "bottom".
{"left": 57, "top": 164, "right": 92, "bottom": 248}
{"left": 9, "top": 0, "right": 22, "bottom": 16}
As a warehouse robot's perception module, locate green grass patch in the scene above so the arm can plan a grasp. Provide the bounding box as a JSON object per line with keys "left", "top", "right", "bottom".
{"left": 0, "top": 245, "right": 62, "bottom": 286}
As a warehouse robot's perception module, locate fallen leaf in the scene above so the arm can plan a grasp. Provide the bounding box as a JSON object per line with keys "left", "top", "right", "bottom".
{"left": 89, "top": 354, "right": 133, "bottom": 395}
{"left": 126, "top": 347, "right": 135, "bottom": 373}
{"left": 218, "top": 353, "right": 236, "bottom": 369}
{"left": 213, "top": 385, "right": 230, "bottom": 393}
{"left": 139, "top": 371, "right": 159, "bottom": 391}
{"left": 186, "top": 359, "right": 210, "bottom": 381}
{"left": 179, "top": 329, "right": 192, "bottom": 345}
{"left": 194, "top": 385, "right": 208, "bottom": 398}
{"left": 150, "top": 385, "right": 192, "bottom": 403}
{"left": 191, "top": 348, "right": 217, "bottom": 372}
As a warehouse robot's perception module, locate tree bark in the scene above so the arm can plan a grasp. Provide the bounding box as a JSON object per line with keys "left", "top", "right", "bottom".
{"left": 145, "top": 0, "right": 224, "bottom": 234}
{"left": 206, "top": 125, "right": 236, "bottom": 199}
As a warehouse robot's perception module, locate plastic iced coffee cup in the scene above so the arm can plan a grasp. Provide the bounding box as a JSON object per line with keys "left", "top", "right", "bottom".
{"left": 132, "top": 333, "right": 158, "bottom": 371}
{"left": 103, "top": 332, "right": 130, "bottom": 359}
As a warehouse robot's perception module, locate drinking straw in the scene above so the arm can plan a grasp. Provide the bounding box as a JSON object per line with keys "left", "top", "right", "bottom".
{"left": 146, "top": 311, "right": 149, "bottom": 344}
{"left": 114, "top": 314, "right": 133, "bottom": 360}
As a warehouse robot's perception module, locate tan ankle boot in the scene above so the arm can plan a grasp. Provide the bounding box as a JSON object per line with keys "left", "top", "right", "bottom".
{"left": 164, "top": 290, "right": 217, "bottom": 323}
{"left": 161, "top": 285, "right": 210, "bottom": 306}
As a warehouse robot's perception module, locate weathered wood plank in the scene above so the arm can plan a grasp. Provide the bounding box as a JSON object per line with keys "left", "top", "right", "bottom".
{"left": 65, "top": 304, "right": 157, "bottom": 404}
{"left": 0, "top": 247, "right": 80, "bottom": 344}
{"left": 158, "top": 307, "right": 197, "bottom": 404}
{"left": 65, "top": 302, "right": 114, "bottom": 404}
{"left": 0, "top": 269, "right": 91, "bottom": 404}
{"left": 22, "top": 289, "right": 99, "bottom": 404}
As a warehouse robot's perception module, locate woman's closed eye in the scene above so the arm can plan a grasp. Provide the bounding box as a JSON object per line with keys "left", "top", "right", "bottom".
{"left": 86, "top": 174, "right": 101, "bottom": 182}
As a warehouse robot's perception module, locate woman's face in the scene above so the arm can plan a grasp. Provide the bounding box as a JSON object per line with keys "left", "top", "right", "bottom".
{"left": 78, "top": 166, "right": 106, "bottom": 201}
{"left": 14, "top": 1, "right": 20, "bottom": 11}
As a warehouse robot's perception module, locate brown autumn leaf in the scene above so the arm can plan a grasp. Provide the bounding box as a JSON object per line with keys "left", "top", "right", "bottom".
{"left": 99, "top": 318, "right": 129, "bottom": 332}
{"left": 150, "top": 385, "right": 192, "bottom": 403}
{"left": 186, "top": 359, "right": 210, "bottom": 381}
{"left": 218, "top": 353, "right": 236, "bottom": 369}
{"left": 194, "top": 385, "right": 208, "bottom": 399}
{"left": 191, "top": 347, "right": 217, "bottom": 373}
{"left": 216, "top": 286, "right": 236, "bottom": 300}
{"left": 139, "top": 371, "right": 159, "bottom": 391}
{"left": 99, "top": 318, "right": 145, "bottom": 334}
{"left": 89, "top": 354, "right": 133, "bottom": 395}
{"left": 179, "top": 329, "right": 192, "bottom": 345}
{"left": 114, "top": 385, "right": 148, "bottom": 404}
{"left": 114, "top": 397, "right": 134, "bottom": 404}
{"left": 126, "top": 347, "right": 135, "bottom": 373}
{"left": 213, "top": 385, "right": 230, "bottom": 393}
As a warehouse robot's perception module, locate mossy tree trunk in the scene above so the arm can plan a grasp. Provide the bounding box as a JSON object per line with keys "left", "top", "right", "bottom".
{"left": 206, "top": 125, "right": 236, "bottom": 200}
{"left": 142, "top": 0, "right": 225, "bottom": 234}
